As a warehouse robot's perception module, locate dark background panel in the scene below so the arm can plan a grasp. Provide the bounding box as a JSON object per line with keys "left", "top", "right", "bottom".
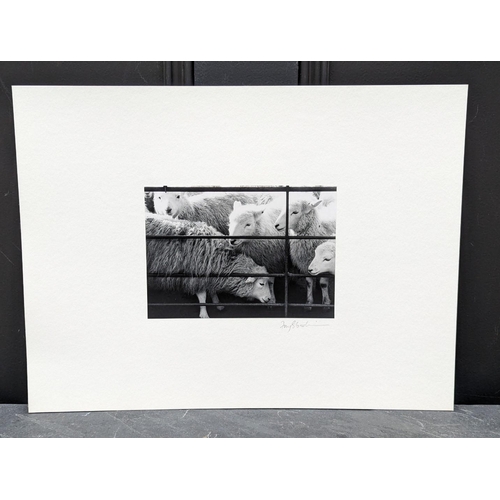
{"left": 0, "top": 62, "right": 164, "bottom": 404}
{"left": 326, "top": 62, "right": 500, "bottom": 404}
{"left": 194, "top": 61, "right": 298, "bottom": 85}
{"left": 0, "top": 61, "right": 165, "bottom": 87}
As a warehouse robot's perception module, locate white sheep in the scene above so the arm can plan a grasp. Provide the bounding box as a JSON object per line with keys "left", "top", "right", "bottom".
{"left": 274, "top": 192, "right": 336, "bottom": 309}
{"left": 308, "top": 239, "right": 336, "bottom": 275}
{"left": 228, "top": 200, "right": 286, "bottom": 304}
{"left": 146, "top": 214, "right": 272, "bottom": 318}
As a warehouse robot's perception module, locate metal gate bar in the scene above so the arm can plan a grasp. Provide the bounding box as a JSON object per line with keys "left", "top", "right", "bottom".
{"left": 149, "top": 303, "right": 334, "bottom": 308}
{"left": 148, "top": 273, "right": 333, "bottom": 278}
{"left": 284, "top": 187, "right": 290, "bottom": 316}
{"left": 145, "top": 186, "right": 336, "bottom": 192}
{"left": 147, "top": 235, "right": 335, "bottom": 240}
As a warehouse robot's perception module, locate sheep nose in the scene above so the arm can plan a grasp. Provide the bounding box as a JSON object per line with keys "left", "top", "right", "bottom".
{"left": 166, "top": 208, "right": 172, "bottom": 214}
{"left": 274, "top": 223, "right": 280, "bottom": 229}
{"left": 264, "top": 297, "right": 270, "bottom": 303}
{"left": 308, "top": 268, "right": 313, "bottom": 273}
{"left": 230, "top": 239, "right": 237, "bottom": 245}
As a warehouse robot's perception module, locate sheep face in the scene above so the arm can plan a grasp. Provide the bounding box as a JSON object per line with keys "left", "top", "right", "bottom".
{"left": 274, "top": 197, "right": 322, "bottom": 232}
{"left": 308, "top": 242, "right": 336, "bottom": 275}
{"left": 153, "top": 192, "right": 186, "bottom": 216}
{"left": 245, "top": 273, "right": 273, "bottom": 303}
{"left": 228, "top": 201, "right": 265, "bottom": 247}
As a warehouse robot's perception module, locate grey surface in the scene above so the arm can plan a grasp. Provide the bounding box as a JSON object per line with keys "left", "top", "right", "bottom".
{"left": 1, "top": 405, "right": 499, "bottom": 438}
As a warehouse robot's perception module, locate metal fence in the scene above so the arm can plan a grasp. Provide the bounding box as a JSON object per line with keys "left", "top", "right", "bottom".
{"left": 145, "top": 186, "right": 336, "bottom": 317}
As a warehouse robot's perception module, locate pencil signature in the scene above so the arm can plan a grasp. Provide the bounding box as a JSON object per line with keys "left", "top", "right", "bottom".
{"left": 279, "top": 320, "right": 329, "bottom": 333}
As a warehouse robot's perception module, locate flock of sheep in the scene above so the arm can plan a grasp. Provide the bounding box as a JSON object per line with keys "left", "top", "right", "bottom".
{"left": 145, "top": 189, "right": 336, "bottom": 318}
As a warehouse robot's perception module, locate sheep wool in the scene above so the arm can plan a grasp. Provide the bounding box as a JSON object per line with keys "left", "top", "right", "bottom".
{"left": 146, "top": 215, "right": 272, "bottom": 317}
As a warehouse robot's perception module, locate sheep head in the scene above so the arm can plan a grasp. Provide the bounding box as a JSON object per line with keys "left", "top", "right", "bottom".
{"left": 274, "top": 193, "right": 322, "bottom": 232}
{"left": 308, "top": 240, "right": 336, "bottom": 275}
{"left": 244, "top": 266, "right": 272, "bottom": 303}
{"left": 153, "top": 191, "right": 187, "bottom": 217}
{"left": 228, "top": 202, "right": 265, "bottom": 247}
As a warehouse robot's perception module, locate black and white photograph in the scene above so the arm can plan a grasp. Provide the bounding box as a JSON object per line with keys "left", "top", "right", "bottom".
{"left": 145, "top": 187, "right": 337, "bottom": 319}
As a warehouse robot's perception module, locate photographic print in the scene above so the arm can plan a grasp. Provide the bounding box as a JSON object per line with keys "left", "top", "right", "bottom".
{"left": 12, "top": 85, "right": 467, "bottom": 412}
{"left": 145, "top": 187, "right": 336, "bottom": 319}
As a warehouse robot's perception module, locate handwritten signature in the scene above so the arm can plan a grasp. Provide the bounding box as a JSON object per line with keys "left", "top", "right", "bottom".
{"left": 279, "top": 320, "right": 329, "bottom": 333}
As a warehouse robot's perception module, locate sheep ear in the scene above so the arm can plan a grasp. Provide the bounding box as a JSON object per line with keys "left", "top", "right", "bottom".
{"left": 305, "top": 199, "right": 322, "bottom": 213}
{"left": 245, "top": 277, "right": 256, "bottom": 283}
{"left": 233, "top": 200, "right": 242, "bottom": 210}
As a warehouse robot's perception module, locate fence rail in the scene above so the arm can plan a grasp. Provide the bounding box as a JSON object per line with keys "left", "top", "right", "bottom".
{"left": 149, "top": 302, "right": 334, "bottom": 308}
{"left": 146, "top": 235, "right": 335, "bottom": 240}
{"left": 145, "top": 186, "right": 337, "bottom": 192}
{"left": 148, "top": 273, "right": 334, "bottom": 278}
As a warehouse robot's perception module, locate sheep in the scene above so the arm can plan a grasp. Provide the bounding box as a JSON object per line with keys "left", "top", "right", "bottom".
{"left": 146, "top": 214, "right": 273, "bottom": 318}
{"left": 153, "top": 191, "right": 260, "bottom": 234}
{"left": 308, "top": 239, "right": 336, "bottom": 276}
{"left": 274, "top": 192, "right": 336, "bottom": 308}
{"left": 228, "top": 201, "right": 287, "bottom": 304}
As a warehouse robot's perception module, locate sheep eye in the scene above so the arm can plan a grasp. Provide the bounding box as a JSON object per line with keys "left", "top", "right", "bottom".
{"left": 324, "top": 258, "right": 331, "bottom": 261}
{"left": 245, "top": 223, "right": 251, "bottom": 227}
{"left": 292, "top": 211, "right": 298, "bottom": 215}
{"left": 176, "top": 195, "right": 180, "bottom": 199}
{"left": 259, "top": 282, "right": 264, "bottom": 286}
